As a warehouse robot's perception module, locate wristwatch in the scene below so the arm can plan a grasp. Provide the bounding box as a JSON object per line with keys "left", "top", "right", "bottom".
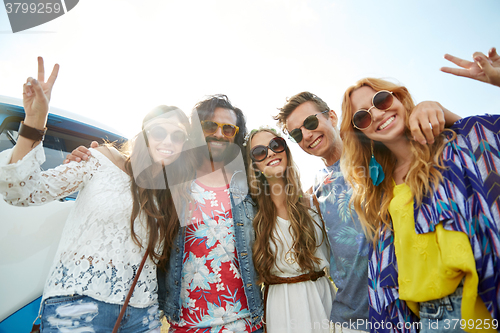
{"left": 19, "top": 121, "right": 47, "bottom": 142}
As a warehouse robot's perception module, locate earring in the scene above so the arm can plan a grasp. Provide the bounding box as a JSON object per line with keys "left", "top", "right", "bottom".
{"left": 369, "top": 141, "right": 385, "bottom": 186}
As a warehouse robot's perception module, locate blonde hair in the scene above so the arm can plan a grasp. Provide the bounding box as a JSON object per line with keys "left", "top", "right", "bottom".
{"left": 339, "top": 78, "right": 454, "bottom": 243}
{"left": 246, "top": 129, "right": 325, "bottom": 284}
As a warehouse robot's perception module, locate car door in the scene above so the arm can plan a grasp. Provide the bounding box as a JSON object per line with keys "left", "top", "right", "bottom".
{"left": 0, "top": 97, "right": 126, "bottom": 332}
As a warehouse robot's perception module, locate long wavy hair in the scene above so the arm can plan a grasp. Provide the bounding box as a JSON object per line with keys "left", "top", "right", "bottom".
{"left": 246, "top": 129, "right": 326, "bottom": 284}
{"left": 123, "top": 106, "right": 195, "bottom": 267}
{"left": 339, "top": 78, "right": 454, "bottom": 243}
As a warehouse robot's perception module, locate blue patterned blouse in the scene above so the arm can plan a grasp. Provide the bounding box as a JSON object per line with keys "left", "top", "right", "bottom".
{"left": 368, "top": 115, "right": 500, "bottom": 332}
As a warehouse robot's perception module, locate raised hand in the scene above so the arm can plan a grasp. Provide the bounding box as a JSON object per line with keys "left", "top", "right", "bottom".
{"left": 22, "top": 57, "right": 60, "bottom": 129}
{"left": 441, "top": 47, "right": 500, "bottom": 88}
{"left": 11, "top": 57, "right": 60, "bottom": 163}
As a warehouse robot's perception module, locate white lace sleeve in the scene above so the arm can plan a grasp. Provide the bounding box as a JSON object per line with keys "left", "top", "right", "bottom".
{"left": 0, "top": 144, "right": 100, "bottom": 206}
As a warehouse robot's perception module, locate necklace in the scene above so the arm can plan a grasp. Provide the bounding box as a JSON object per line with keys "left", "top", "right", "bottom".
{"left": 276, "top": 219, "right": 297, "bottom": 265}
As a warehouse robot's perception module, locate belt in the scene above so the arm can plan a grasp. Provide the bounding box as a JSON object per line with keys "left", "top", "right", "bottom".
{"left": 266, "top": 270, "right": 326, "bottom": 285}
{"left": 263, "top": 270, "right": 326, "bottom": 332}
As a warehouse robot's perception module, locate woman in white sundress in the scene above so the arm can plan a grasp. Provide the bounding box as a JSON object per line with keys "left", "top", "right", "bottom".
{"left": 245, "top": 127, "right": 335, "bottom": 333}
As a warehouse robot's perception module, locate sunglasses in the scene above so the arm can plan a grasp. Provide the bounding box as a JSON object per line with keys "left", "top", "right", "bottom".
{"left": 147, "top": 126, "right": 188, "bottom": 144}
{"left": 352, "top": 90, "right": 394, "bottom": 130}
{"left": 201, "top": 120, "right": 239, "bottom": 138}
{"left": 250, "top": 137, "right": 287, "bottom": 162}
{"left": 288, "top": 110, "right": 329, "bottom": 143}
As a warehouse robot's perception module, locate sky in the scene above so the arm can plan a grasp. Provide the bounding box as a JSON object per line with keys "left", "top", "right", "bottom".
{"left": 1, "top": 0, "right": 499, "bottom": 188}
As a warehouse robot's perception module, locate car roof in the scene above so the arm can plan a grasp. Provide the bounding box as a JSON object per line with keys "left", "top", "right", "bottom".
{"left": 0, "top": 95, "right": 127, "bottom": 142}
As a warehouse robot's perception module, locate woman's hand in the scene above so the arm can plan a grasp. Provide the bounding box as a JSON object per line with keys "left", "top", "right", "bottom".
{"left": 10, "top": 57, "right": 59, "bottom": 164}
{"left": 22, "top": 57, "right": 59, "bottom": 130}
{"left": 441, "top": 47, "right": 500, "bottom": 88}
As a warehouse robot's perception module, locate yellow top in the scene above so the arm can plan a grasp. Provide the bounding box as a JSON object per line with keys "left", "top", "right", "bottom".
{"left": 389, "top": 183, "right": 494, "bottom": 333}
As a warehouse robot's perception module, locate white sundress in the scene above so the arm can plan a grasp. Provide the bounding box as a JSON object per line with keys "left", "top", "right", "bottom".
{"left": 266, "top": 211, "right": 335, "bottom": 333}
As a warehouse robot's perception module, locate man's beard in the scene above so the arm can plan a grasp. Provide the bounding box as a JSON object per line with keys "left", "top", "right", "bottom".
{"left": 205, "top": 137, "right": 239, "bottom": 163}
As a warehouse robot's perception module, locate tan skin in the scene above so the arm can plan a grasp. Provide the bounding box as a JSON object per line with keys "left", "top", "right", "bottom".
{"left": 285, "top": 100, "right": 461, "bottom": 170}
{"left": 285, "top": 102, "right": 342, "bottom": 166}
{"left": 441, "top": 47, "right": 500, "bottom": 88}
{"left": 66, "top": 107, "right": 239, "bottom": 189}
{"left": 251, "top": 132, "right": 290, "bottom": 220}
{"left": 348, "top": 86, "right": 462, "bottom": 184}
{"left": 11, "top": 57, "right": 59, "bottom": 164}
{"left": 195, "top": 107, "right": 238, "bottom": 187}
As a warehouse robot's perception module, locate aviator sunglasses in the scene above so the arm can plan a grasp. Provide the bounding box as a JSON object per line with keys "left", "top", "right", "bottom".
{"left": 250, "top": 137, "right": 287, "bottom": 162}
{"left": 201, "top": 120, "right": 240, "bottom": 138}
{"left": 147, "top": 126, "right": 188, "bottom": 144}
{"left": 352, "top": 90, "right": 394, "bottom": 130}
{"left": 288, "top": 110, "right": 329, "bottom": 143}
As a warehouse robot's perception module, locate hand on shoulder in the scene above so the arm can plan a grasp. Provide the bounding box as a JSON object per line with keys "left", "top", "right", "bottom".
{"left": 94, "top": 145, "right": 127, "bottom": 171}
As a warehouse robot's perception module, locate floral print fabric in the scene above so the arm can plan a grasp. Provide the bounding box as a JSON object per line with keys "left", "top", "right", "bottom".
{"left": 169, "top": 181, "right": 257, "bottom": 333}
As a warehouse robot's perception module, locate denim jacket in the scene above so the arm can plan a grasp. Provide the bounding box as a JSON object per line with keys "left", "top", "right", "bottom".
{"left": 157, "top": 170, "right": 264, "bottom": 327}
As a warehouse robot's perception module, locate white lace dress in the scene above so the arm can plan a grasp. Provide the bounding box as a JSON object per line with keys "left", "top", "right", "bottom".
{"left": 266, "top": 211, "right": 335, "bottom": 333}
{"left": 0, "top": 145, "right": 158, "bottom": 308}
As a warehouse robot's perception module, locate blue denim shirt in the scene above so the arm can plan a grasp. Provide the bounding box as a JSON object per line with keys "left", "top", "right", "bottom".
{"left": 157, "top": 170, "right": 264, "bottom": 327}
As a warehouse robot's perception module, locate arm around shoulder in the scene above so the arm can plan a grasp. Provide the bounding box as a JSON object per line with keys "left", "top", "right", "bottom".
{"left": 442, "top": 105, "right": 462, "bottom": 127}
{"left": 0, "top": 144, "right": 100, "bottom": 206}
{"left": 93, "top": 146, "right": 127, "bottom": 172}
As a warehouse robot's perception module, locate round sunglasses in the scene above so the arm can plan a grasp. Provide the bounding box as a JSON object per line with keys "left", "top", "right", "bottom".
{"left": 288, "top": 110, "right": 329, "bottom": 143}
{"left": 352, "top": 90, "right": 394, "bottom": 130}
{"left": 147, "top": 126, "right": 188, "bottom": 144}
{"left": 201, "top": 120, "right": 239, "bottom": 138}
{"left": 250, "top": 137, "right": 287, "bottom": 162}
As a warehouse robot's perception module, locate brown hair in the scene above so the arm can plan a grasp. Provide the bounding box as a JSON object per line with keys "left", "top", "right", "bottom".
{"left": 274, "top": 92, "right": 330, "bottom": 133}
{"left": 246, "top": 129, "right": 326, "bottom": 283}
{"left": 123, "top": 106, "right": 194, "bottom": 266}
{"left": 339, "top": 78, "right": 454, "bottom": 243}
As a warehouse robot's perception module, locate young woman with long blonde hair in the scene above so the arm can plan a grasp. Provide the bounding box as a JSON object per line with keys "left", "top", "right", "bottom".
{"left": 339, "top": 78, "right": 499, "bottom": 333}
{"left": 245, "top": 127, "right": 335, "bottom": 333}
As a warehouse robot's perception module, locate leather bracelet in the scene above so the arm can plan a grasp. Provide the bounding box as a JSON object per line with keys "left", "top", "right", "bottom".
{"left": 19, "top": 121, "right": 47, "bottom": 142}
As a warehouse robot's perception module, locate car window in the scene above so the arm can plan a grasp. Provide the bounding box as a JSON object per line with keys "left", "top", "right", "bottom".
{"left": 0, "top": 121, "right": 79, "bottom": 200}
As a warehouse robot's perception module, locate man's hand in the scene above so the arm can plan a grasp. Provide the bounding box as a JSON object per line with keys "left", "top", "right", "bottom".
{"left": 409, "top": 101, "right": 461, "bottom": 145}
{"left": 64, "top": 141, "right": 99, "bottom": 164}
{"left": 441, "top": 47, "right": 500, "bottom": 88}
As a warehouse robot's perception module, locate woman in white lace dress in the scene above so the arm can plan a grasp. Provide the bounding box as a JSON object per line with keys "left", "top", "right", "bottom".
{"left": 245, "top": 128, "right": 335, "bottom": 333}
{"left": 0, "top": 58, "right": 193, "bottom": 332}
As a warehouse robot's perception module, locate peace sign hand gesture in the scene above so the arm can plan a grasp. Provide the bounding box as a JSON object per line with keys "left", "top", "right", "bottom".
{"left": 10, "top": 57, "right": 59, "bottom": 164}
{"left": 441, "top": 47, "right": 500, "bottom": 88}
{"left": 22, "top": 57, "right": 60, "bottom": 129}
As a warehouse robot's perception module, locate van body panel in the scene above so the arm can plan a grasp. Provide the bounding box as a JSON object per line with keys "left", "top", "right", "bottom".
{"left": 0, "top": 96, "right": 126, "bottom": 329}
